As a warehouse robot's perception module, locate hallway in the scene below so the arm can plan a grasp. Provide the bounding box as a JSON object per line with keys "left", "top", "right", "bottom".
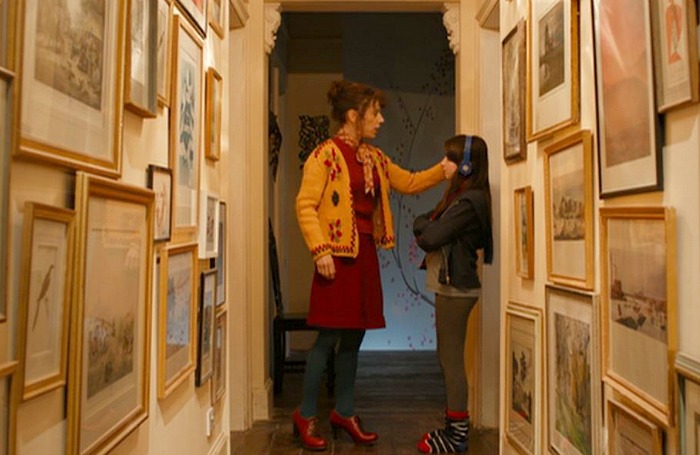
{"left": 230, "top": 351, "right": 499, "bottom": 454}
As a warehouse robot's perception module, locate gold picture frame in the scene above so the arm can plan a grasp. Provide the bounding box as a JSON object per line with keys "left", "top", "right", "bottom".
{"left": 195, "top": 269, "right": 216, "bottom": 387}
{"left": 205, "top": 67, "right": 223, "bottom": 161}
{"left": 544, "top": 130, "right": 594, "bottom": 290}
{"left": 0, "top": 360, "right": 19, "bottom": 455}
{"left": 600, "top": 206, "right": 677, "bottom": 427}
{"left": 606, "top": 396, "right": 664, "bottom": 455}
{"left": 125, "top": 0, "right": 158, "bottom": 118}
{"left": 211, "top": 308, "right": 226, "bottom": 403}
{"left": 208, "top": 0, "right": 225, "bottom": 38}
{"left": 156, "top": 0, "right": 174, "bottom": 107}
{"left": 502, "top": 19, "right": 527, "bottom": 164}
{"left": 676, "top": 353, "right": 700, "bottom": 454}
{"left": 67, "top": 173, "right": 154, "bottom": 455}
{"left": 176, "top": 0, "right": 207, "bottom": 37}
{"left": 514, "top": 186, "right": 534, "bottom": 280}
{"left": 158, "top": 242, "right": 198, "bottom": 399}
{"left": 16, "top": 202, "right": 74, "bottom": 401}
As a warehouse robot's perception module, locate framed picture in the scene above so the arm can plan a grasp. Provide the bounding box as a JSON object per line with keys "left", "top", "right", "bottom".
{"left": 195, "top": 269, "right": 216, "bottom": 386}
{"left": 67, "top": 173, "right": 153, "bottom": 455}
{"left": 170, "top": 13, "right": 203, "bottom": 241}
{"left": 211, "top": 309, "right": 226, "bottom": 403}
{"left": 545, "top": 285, "right": 601, "bottom": 455}
{"left": 125, "top": 0, "right": 158, "bottom": 118}
{"left": 16, "top": 203, "right": 74, "bottom": 401}
{"left": 600, "top": 206, "right": 677, "bottom": 426}
{"left": 176, "top": 0, "right": 207, "bottom": 37}
{"left": 198, "top": 190, "right": 220, "bottom": 259}
{"left": 0, "top": 68, "right": 12, "bottom": 322}
{"left": 650, "top": 0, "right": 699, "bottom": 112}
{"left": 208, "top": 0, "right": 225, "bottom": 38}
{"left": 158, "top": 242, "right": 198, "bottom": 399}
{"left": 502, "top": 19, "right": 527, "bottom": 164}
{"left": 0, "top": 0, "right": 17, "bottom": 69}
{"left": 18, "top": 0, "right": 126, "bottom": 177}
{"left": 215, "top": 201, "right": 226, "bottom": 307}
{"left": 514, "top": 186, "right": 534, "bottom": 280}
{"left": 606, "top": 396, "right": 663, "bottom": 455}
{"left": 505, "top": 302, "right": 543, "bottom": 455}
{"left": 205, "top": 67, "right": 223, "bottom": 161}
{"left": 528, "top": 0, "right": 580, "bottom": 140}
{"left": 592, "top": 0, "right": 663, "bottom": 198}
{"left": 147, "top": 164, "right": 173, "bottom": 242}
{"left": 544, "top": 130, "right": 594, "bottom": 290}
{"left": 0, "top": 361, "right": 18, "bottom": 455}
{"left": 157, "top": 0, "right": 173, "bottom": 107}
{"left": 676, "top": 353, "right": 700, "bottom": 455}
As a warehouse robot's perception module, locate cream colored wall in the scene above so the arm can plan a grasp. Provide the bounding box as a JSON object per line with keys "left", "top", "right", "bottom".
{"left": 8, "top": 6, "right": 232, "bottom": 454}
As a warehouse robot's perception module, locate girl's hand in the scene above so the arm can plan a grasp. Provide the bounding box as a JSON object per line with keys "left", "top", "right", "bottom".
{"left": 315, "top": 255, "right": 336, "bottom": 280}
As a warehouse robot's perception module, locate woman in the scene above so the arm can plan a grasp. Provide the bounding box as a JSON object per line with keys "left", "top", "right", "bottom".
{"left": 412, "top": 134, "right": 493, "bottom": 454}
{"left": 294, "top": 80, "right": 449, "bottom": 451}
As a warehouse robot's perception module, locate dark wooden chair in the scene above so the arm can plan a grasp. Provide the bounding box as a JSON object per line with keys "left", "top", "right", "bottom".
{"left": 269, "top": 220, "right": 334, "bottom": 395}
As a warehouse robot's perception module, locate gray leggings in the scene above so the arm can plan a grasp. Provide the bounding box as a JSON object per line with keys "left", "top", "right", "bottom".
{"left": 435, "top": 294, "right": 478, "bottom": 412}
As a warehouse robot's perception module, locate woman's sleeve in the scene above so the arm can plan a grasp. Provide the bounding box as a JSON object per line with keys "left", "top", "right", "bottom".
{"left": 295, "top": 154, "right": 332, "bottom": 260}
{"left": 415, "top": 200, "right": 476, "bottom": 252}
{"left": 381, "top": 151, "right": 445, "bottom": 194}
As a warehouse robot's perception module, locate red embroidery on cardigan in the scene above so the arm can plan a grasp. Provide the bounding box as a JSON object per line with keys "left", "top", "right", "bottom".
{"left": 328, "top": 219, "right": 343, "bottom": 242}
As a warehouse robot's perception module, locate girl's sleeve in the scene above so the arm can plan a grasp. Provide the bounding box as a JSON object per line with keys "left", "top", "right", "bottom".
{"left": 415, "top": 200, "right": 477, "bottom": 252}
{"left": 295, "top": 155, "right": 332, "bottom": 260}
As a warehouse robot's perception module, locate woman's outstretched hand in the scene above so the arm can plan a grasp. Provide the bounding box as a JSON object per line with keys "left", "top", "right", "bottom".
{"left": 315, "top": 255, "right": 336, "bottom": 280}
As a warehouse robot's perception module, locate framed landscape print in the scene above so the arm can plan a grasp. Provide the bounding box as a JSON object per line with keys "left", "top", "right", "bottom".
{"left": 18, "top": 0, "right": 126, "bottom": 177}
{"left": 606, "top": 396, "right": 663, "bottom": 455}
{"left": 158, "top": 242, "right": 198, "bottom": 399}
{"left": 650, "top": 0, "right": 699, "bottom": 112}
{"left": 211, "top": 309, "right": 226, "bottom": 403}
{"left": 125, "top": 0, "right": 158, "bottom": 118}
{"left": 16, "top": 203, "right": 74, "bottom": 401}
{"left": 205, "top": 67, "right": 222, "bottom": 161}
{"left": 676, "top": 353, "right": 700, "bottom": 455}
{"left": 208, "top": 0, "right": 225, "bottom": 38}
{"left": 198, "top": 190, "right": 219, "bottom": 259}
{"left": 195, "top": 269, "right": 216, "bottom": 386}
{"left": 546, "top": 286, "right": 601, "bottom": 455}
{"left": 528, "top": 0, "right": 580, "bottom": 140}
{"left": 67, "top": 173, "right": 153, "bottom": 455}
{"left": 592, "top": 0, "right": 663, "bottom": 198}
{"left": 157, "top": 0, "right": 173, "bottom": 106}
{"left": 544, "top": 130, "right": 594, "bottom": 290}
{"left": 147, "top": 164, "right": 173, "bottom": 242}
{"left": 215, "top": 201, "right": 226, "bottom": 307}
{"left": 176, "top": 0, "right": 207, "bottom": 37}
{"left": 505, "top": 302, "right": 543, "bottom": 455}
{"left": 502, "top": 20, "right": 527, "bottom": 164}
{"left": 514, "top": 186, "right": 534, "bottom": 280}
{"left": 170, "top": 13, "right": 203, "bottom": 241}
{"left": 600, "top": 206, "right": 677, "bottom": 426}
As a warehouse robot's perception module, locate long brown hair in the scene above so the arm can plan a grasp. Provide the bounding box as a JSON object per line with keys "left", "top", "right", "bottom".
{"left": 327, "top": 80, "right": 387, "bottom": 124}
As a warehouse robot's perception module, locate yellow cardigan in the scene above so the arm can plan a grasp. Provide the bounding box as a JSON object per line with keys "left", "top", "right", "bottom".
{"left": 296, "top": 139, "right": 445, "bottom": 261}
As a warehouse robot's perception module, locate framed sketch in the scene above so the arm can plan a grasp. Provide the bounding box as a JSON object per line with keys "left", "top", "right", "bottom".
{"left": 600, "top": 206, "right": 677, "bottom": 426}
{"left": 16, "top": 203, "right": 74, "bottom": 401}
{"left": 176, "top": 0, "right": 207, "bottom": 37}
{"left": 208, "top": 0, "right": 225, "bottom": 38}
{"left": 211, "top": 309, "right": 226, "bottom": 403}
{"left": 592, "top": 0, "right": 663, "bottom": 198}
{"left": 147, "top": 164, "right": 173, "bottom": 242}
{"left": 544, "top": 130, "right": 594, "bottom": 290}
{"left": 505, "top": 302, "right": 543, "bottom": 455}
{"left": 676, "top": 353, "right": 700, "bottom": 455}
{"left": 215, "top": 201, "right": 226, "bottom": 307}
{"left": 514, "top": 186, "right": 534, "bottom": 280}
{"left": 125, "top": 0, "right": 158, "bottom": 118}
{"left": 195, "top": 269, "right": 216, "bottom": 386}
{"left": 18, "top": 0, "right": 126, "bottom": 177}
{"left": 0, "top": 361, "right": 18, "bottom": 455}
{"left": 198, "top": 190, "right": 219, "bottom": 259}
{"left": 502, "top": 20, "right": 527, "bottom": 164}
{"left": 528, "top": 0, "right": 580, "bottom": 141}
{"left": 157, "top": 0, "right": 173, "bottom": 107}
{"left": 158, "top": 242, "right": 198, "bottom": 399}
{"left": 67, "top": 173, "right": 153, "bottom": 455}
{"left": 650, "top": 0, "right": 699, "bottom": 112}
{"left": 606, "top": 396, "right": 663, "bottom": 455}
{"left": 170, "top": 13, "right": 203, "bottom": 241}
{"left": 205, "top": 67, "right": 223, "bottom": 161}
{"left": 545, "top": 285, "right": 601, "bottom": 455}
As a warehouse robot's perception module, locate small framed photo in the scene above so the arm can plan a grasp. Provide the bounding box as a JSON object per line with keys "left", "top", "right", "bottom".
{"left": 125, "top": 0, "right": 158, "bottom": 117}
{"left": 158, "top": 243, "right": 198, "bottom": 399}
{"left": 195, "top": 269, "right": 216, "bottom": 386}
{"left": 211, "top": 309, "right": 227, "bottom": 403}
{"left": 208, "top": 0, "right": 225, "bottom": 38}
{"left": 156, "top": 0, "right": 174, "bottom": 107}
{"left": 215, "top": 201, "right": 226, "bottom": 307}
{"left": 198, "top": 190, "right": 220, "bottom": 259}
{"left": 606, "top": 396, "right": 663, "bottom": 455}
{"left": 205, "top": 67, "right": 223, "bottom": 161}
{"left": 147, "top": 164, "right": 173, "bottom": 242}
{"left": 505, "top": 302, "right": 543, "bottom": 455}
{"left": 544, "top": 130, "right": 594, "bottom": 290}
{"left": 514, "top": 186, "right": 534, "bottom": 280}
{"left": 502, "top": 19, "right": 527, "bottom": 164}
{"left": 16, "top": 203, "right": 74, "bottom": 401}
{"left": 676, "top": 353, "right": 700, "bottom": 454}
{"left": 600, "top": 206, "right": 677, "bottom": 426}
{"left": 176, "top": 0, "right": 207, "bottom": 37}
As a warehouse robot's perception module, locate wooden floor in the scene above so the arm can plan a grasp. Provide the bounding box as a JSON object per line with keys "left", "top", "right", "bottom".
{"left": 230, "top": 351, "right": 499, "bottom": 454}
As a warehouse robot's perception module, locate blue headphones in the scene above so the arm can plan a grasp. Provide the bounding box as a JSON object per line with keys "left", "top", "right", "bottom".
{"left": 458, "top": 135, "right": 473, "bottom": 176}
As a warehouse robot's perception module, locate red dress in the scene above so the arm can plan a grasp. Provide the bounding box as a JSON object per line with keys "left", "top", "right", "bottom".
{"left": 306, "top": 138, "right": 386, "bottom": 329}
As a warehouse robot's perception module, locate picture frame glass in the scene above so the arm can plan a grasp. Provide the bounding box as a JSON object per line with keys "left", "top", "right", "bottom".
{"left": 127, "top": 0, "right": 157, "bottom": 116}
{"left": 514, "top": 187, "right": 533, "bottom": 279}
{"left": 148, "top": 165, "right": 172, "bottom": 242}
{"left": 156, "top": 0, "right": 172, "bottom": 105}
{"left": 506, "top": 311, "right": 537, "bottom": 454}
{"left": 0, "top": 77, "right": 10, "bottom": 320}
{"left": 165, "top": 249, "right": 194, "bottom": 382}
{"left": 683, "top": 377, "right": 700, "bottom": 454}
{"left": 196, "top": 270, "right": 216, "bottom": 385}
{"left": 206, "top": 70, "right": 222, "bottom": 160}
{"left": 176, "top": 0, "right": 207, "bottom": 36}
{"left": 608, "top": 399, "right": 660, "bottom": 455}
{"left": 502, "top": 20, "right": 527, "bottom": 163}
{"left": 212, "top": 310, "right": 226, "bottom": 402}
{"left": 216, "top": 202, "right": 226, "bottom": 307}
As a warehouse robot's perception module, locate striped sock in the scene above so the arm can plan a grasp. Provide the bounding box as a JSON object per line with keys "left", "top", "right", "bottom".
{"left": 417, "top": 411, "right": 469, "bottom": 454}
